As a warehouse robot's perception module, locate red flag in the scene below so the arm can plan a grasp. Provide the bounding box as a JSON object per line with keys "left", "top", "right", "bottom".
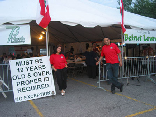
{"left": 120, "top": 0, "right": 126, "bottom": 33}
{"left": 36, "top": 0, "right": 51, "bottom": 28}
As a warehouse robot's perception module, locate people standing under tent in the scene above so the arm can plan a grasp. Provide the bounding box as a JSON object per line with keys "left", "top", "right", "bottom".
{"left": 1, "top": 53, "right": 7, "bottom": 63}
{"left": 92, "top": 42, "right": 99, "bottom": 53}
{"left": 143, "top": 45, "right": 154, "bottom": 56}
{"left": 16, "top": 54, "right": 21, "bottom": 59}
{"left": 70, "top": 46, "right": 74, "bottom": 54}
{"left": 50, "top": 44, "right": 68, "bottom": 96}
{"left": 84, "top": 47, "right": 97, "bottom": 79}
{"left": 92, "top": 42, "right": 100, "bottom": 76}
{"left": 96, "top": 38, "right": 124, "bottom": 94}
{"left": 69, "top": 52, "right": 74, "bottom": 60}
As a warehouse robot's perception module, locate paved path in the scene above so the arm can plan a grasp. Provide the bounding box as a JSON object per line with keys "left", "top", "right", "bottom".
{"left": 0, "top": 75, "right": 156, "bottom": 117}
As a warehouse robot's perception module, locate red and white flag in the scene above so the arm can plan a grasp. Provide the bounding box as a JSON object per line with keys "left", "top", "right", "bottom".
{"left": 120, "top": 0, "right": 126, "bottom": 33}
{"left": 36, "top": 0, "right": 51, "bottom": 28}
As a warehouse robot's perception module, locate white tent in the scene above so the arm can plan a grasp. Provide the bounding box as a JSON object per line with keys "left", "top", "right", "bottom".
{"left": 0, "top": 0, "right": 156, "bottom": 45}
{"left": 1, "top": 0, "right": 156, "bottom": 29}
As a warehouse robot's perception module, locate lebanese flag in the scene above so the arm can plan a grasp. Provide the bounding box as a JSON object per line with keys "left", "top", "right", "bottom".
{"left": 120, "top": 0, "right": 126, "bottom": 33}
{"left": 36, "top": 0, "right": 51, "bottom": 28}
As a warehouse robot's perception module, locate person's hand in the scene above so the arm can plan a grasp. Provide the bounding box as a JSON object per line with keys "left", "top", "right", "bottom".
{"left": 54, "top": 68, "right": 57, "bottom": 71}
{"left": 119, "top": 61, "right": 122, "bottom": 67}
{"left": 96, "top": 61, "right": 99, "bottom": 65}
{"left": 65, "top": 65, "right": 68, "bottom": 68}
{"left": 100, "top": 61, "right": 103, "bottom": 65}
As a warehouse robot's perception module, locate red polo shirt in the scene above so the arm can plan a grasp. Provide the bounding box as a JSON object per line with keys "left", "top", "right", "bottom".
{"left": 50, "top": 54, "right": 67, "bottom": 69}
{"left": 101, "top": 43, "right": 121, "bottom": 64}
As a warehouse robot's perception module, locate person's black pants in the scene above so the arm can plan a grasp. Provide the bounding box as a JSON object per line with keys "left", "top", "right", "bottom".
{"left": 55, "top": 68, "right": 67, "bottom": 91}
{"left": 87, "top": 65, "right": 96, "bottom": 79}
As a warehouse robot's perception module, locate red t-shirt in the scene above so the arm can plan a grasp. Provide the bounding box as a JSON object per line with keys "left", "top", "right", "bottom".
{"left": 50, "top": 54, "right": 67, "bottom": 69}
{"left": 101, "top": 43, "right": 121, "bottom": 64}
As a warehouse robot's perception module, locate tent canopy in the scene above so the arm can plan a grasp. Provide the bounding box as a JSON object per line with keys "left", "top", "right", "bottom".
{"left": 0, "top": 0, "right": 156, "bottom": 45}
{"left": 30, "top": 21, "right": 122, "bottom": 45}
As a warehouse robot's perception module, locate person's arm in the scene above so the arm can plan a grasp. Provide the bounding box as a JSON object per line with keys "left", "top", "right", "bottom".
{"left": 65, "top": 61, "right": 68, "bottom": 68}
{"left": 50, "top": 55, "right": 57, "bottom": 71}
{"left": 115, "top": 44, "right": 122, "bottom": 67}
{"left": 51, "top": 65, "right": 57, "bottom": 71}
{"left": 96, "top": 56, "right": 103, "bottom": 65}
{"left": 118, "top": 52, "right": 122, "bottom": 67}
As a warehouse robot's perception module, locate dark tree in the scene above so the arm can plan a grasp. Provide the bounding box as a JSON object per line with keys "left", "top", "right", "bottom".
{"left": 118, "top": 0, "right": 156, "bottom": 19}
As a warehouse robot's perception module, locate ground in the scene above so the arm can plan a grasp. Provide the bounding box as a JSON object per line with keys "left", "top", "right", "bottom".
{"left": 0, "top": 75, "right": 156, "bottom": 117}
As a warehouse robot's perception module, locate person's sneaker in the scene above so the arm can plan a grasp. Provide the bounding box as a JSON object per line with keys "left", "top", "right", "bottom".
{"left": 61, "top": 90, "right": 65, "bottom": 96}
{"left": 61, "top": 92, "right": 65, "bottom": 96}
{"left": 120, "top": 83, "right": 124, "bottom": 92}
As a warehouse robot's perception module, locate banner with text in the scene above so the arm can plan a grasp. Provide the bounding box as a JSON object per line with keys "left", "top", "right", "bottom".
{"left": 9, "top": 56, "right": 56, "bottom": 102}
{"left": 0, "top": 25, "right": 31, "bottom": 45}
{"left": 124, "top": 29, "right": 156, "bottom": 44}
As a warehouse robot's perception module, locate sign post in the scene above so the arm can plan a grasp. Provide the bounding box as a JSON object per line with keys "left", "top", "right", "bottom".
{"left": 46, "top": 26, "right": 49, "bottom": 56}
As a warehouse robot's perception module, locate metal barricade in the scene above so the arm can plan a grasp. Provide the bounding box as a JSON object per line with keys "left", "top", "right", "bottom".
{"left": 97, "top": 56, "right": 156, "bottom": 89}
{"left": 122, "top": 57, "right": 147, "bottom": 85}
{"left": 123, "top": 56, "right": 155, "bottom": 84}
{"left": 97, "top": 58, "right": 122, "bottom": 90}
{"left": 148, "top": 56, "right": 156, "bottom": 84}
{"left": 149, "top": 56, "right": 156, "bottom": 75}
{"left": 97, "top": 59, "right": 106, "bottom": 91}
{"left": 0, "top": 64, "right": 12, "bottom": 93}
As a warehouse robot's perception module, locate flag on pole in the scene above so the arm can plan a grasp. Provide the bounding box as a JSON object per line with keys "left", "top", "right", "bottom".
{"left": 120, "top": 0, "right": 126, "bottom": 33}
{"left": 36, "top": 0, "right": 51, "bottom": 28}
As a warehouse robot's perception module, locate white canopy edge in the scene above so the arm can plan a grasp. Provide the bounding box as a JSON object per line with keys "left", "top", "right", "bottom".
{"left": 0, "top": 0, "right": 156, "bottom": 30}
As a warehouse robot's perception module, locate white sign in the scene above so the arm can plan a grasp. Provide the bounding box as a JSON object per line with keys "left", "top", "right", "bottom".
{"left": 0, "top": 25, "right": 31, "bottom": 45}
{"left": 9, "top": 56, "right": 56, "bottom": 102}
{"left": 124, "top": 29, "right": 156, "bottom": 44}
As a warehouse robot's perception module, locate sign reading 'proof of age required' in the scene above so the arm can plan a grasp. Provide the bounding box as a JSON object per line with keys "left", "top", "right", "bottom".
{"left": 124, "top": 29, "right": 156, "bottom": 44}
{"left": 9, "top": 56, "right": 56, "bottom": 102}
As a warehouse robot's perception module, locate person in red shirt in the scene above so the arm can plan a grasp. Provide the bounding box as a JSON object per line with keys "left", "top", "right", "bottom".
{"left": 50, "top": 44, "right": 68, "bottom": 96}
{"left": 96, "top": 38, "right": 124, "bottom": 94}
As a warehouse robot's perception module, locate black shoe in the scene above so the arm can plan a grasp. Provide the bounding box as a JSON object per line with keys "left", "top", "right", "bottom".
{"left": 120, "top": 83, "right": 124, "bottom": 92}
{"left": 111, "top": 90, "right": 115, "bottom": 94}
{"left": 111, "top": 84, "right": 115, "bottom": 94}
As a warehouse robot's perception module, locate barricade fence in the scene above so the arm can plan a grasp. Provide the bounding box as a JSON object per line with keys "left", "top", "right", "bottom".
{"left": 98, "top": 56, "right": 156, "bottom": 88}
{"left": 0, "top": 56, "right": 155, "bottom": 92}
{"left": 0, "top": 64, "right": 12, "bottom": 93}
{"left": 149, "top": 56, "right": 156, "bottom": 75}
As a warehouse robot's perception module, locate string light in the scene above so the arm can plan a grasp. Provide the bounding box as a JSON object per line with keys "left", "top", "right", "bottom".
{"left": 41, "top": 31, "right": 45, "bottom": 34}
{"left": 39, "top": 35, "right": 43, "bottom": 40}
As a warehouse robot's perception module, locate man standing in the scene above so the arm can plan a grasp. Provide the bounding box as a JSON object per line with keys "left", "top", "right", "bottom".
{"left": 96, "top": 38, "right": 123, "bottom": 94}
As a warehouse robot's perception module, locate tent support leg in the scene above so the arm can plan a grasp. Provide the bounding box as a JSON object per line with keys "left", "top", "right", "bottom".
{"left": 46, "top": 26, "right": 49, "bottom": 56}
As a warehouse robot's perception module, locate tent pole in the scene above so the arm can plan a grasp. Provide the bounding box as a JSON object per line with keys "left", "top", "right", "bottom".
{"left": 121, "top": 30, "right": 123, "bottom": 58}
{"left": 121, "top": 29, "right": 124, "bottom": 80}
{"left": 46, "top": 26, "right": 49, "bottom": 56}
